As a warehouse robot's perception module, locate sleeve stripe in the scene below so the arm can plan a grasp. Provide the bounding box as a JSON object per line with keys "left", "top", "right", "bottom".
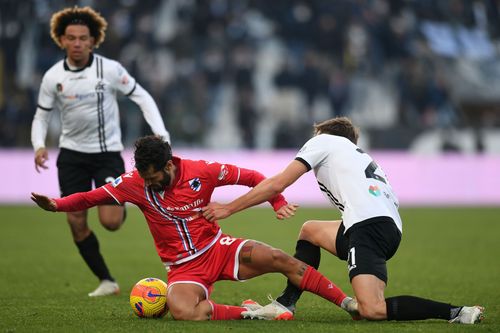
{"left": 234, "top": 167, "right": 241, "bottom": 184}
{"left": 37, "top": 104, "right": 53, "bottom": 111}
{"left": 125, "top": 82, "right": 137, "bottom": 96}
{"left": 295, "top": 157, "right": 312, "bottom": 171}
{"left": 102, "top": 186, "right": 122, "bottom": 205}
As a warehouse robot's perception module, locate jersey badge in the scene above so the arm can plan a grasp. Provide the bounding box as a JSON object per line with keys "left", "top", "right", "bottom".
{"left": 189, "top": 178, "right": 202, "bottom": 192}
{"left": 121, "top": 75, "right": 129, "bottom": 85}
{"left": 368, "top": 185, "right": 381, "bottom": 197}
{"left": 95, "top": 81, "right": 105, "bottom": 93}
{"left": 112, "top": 176, "right": 123, "bottom": 188}
{"left": 56, "top": 83, "right": 63, "bottom": 92}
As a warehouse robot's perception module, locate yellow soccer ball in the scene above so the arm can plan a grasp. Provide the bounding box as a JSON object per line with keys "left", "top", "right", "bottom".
{"left": 129, "top": 277, "right": 168, "bottom": 318}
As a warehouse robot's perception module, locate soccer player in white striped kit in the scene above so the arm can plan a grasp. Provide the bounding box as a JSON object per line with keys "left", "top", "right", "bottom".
{"left": 203, "top": 117, "right": 484, "bottom": 324}
{"left": 31, "top": 6, "right": 170, "bottom": 297}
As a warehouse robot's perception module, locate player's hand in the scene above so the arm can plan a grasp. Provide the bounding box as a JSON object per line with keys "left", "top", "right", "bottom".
{"left": 276, "top": 203, "right": 299, "bottom": 220}
{"left": 202, "top": 202, "right": 231, "bottom": 222}
{"left": 31, "top": 192, "right": 57, "bottom": 212}
{"left": 34, "top": 148, "right": 49, "bottom": 173}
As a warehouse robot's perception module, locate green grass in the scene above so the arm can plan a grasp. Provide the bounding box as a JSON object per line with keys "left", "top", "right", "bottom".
{"left": 0, "top": 206, "right": 498, "bottom": 332}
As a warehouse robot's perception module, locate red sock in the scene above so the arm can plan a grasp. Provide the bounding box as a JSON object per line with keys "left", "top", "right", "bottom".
{"left": 299, "top": 266, "right": 347, "bottom": 306}
{"left": 208, "top": 301, "right": 246, "bottom": 320}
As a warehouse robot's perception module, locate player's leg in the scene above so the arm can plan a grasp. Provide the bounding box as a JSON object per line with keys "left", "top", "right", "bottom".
{"left": 57, "top": 148, "right": 117, "bottom": 296}
{"left": 97, "top": 205, "right": 125, "bottom": 231}
{"left": 94, "top": 151, "right": 126, "bottom": 230}
{"left": 237, "top": 241, "right": 349, "bottom": 312}
{"left": 352, "top": 273, "right": 481, "bottom": 322}
{"left": 167, "top": 282, "right": 248, "bottom": 320}
{"left": 351, "top": 274, "right": 387, "bottom": 319}
{"left": 276, "top": 220, "right": 343, "bottom": 312}
{"left": 167, "top": 283, "right": 213, "bottom": 320}
{"left": 348, "top": 219, "right": 482, "bottom": 323}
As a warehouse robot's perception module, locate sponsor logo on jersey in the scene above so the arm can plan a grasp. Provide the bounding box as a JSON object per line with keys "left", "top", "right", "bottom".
{"left": 189, "top": 178, "right": 202, "bottom": 192}
{"left": 62, "top": 92, "right": 95, "bottom": 101}
{"left": 56, "top": 83, "right": 63, "bottom": 92}
{"left": 112, "top": 176, "right": 123, "bottom": 187}
{"left": 69, "top": 75, "right": 86, "bottom": 81}
{"left": 218, "top": 165, "right": 228, "bottom": 180}
{"left": 368, "top": 185, "right": 381, "bottom": 197}
{"left": 164, "top": 199, "right": 204, "bottom": 212}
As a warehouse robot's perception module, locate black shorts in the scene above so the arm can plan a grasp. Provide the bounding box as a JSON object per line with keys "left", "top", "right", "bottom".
{"left": 335, "top": 217, "right": 401, "bottom": 284}
{"left": 57, "top": 148, "right": 125, "bottom": 198}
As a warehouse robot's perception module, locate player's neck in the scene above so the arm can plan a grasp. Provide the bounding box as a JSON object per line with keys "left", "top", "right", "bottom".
{"left": 65, "top": 54, "right": 91, "bottom": 69}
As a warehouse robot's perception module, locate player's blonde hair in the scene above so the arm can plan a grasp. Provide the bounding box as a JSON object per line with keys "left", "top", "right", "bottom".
{"left": 314, "top": 117, "right": 359, "bottom": 144}
{"left": 50, "top": 6, "right": 107, "bottom": 49}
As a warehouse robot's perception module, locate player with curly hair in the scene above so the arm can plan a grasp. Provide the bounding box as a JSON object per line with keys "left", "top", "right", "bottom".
{"left": 31, "top": 6, "right": 170, "bottom": 297}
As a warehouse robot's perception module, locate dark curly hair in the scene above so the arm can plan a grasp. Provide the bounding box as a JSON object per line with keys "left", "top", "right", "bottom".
{"left": 313, "top": 116, "right": 359, "bottom": 144}
{"left": 134, "top": 136, "right": 172, "bottom": 173}
{"left": 50, "top": 6, "right": 107, "bottom": 49}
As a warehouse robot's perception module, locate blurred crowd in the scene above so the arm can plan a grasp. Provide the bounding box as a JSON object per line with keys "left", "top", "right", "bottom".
{"left": 1, "top": 0, "right": 500, "bottom": 150}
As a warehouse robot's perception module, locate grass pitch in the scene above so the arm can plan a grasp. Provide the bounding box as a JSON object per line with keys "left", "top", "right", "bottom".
{"left": 0, "top": 206, "right": 498, "bottom": 332}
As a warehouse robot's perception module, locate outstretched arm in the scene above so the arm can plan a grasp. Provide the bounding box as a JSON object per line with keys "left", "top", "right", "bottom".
{"left": 203, "top": 160, "right": 307, "bottom": 221}
{"left": 31, "top": 187, "right": 117, "bottom": 212}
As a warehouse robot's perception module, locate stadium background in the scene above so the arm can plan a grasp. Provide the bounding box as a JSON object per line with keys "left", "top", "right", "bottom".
{"left": 1, "top": 0, "right": 500, "bottom": 205}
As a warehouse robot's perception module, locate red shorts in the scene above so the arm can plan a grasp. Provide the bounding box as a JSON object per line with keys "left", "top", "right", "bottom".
{"left": 166, "top": 234, "right": 249, "bottom": 298}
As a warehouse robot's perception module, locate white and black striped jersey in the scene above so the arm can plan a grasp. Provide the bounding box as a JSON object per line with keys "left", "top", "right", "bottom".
{"left": 295, "top": 134, "right": 402, "bottom": 233}
{"left": 31, "top": 53, "right": 170, "bottom": 153}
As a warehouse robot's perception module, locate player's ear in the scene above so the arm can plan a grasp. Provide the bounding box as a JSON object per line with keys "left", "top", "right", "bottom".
{"left": 164, "top": 160, "right": 173, "bottom": 171}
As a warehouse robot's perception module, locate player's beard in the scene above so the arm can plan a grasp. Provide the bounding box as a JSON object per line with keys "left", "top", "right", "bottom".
{"left": 149, "top": 170, "right": 171, "bottom": 192}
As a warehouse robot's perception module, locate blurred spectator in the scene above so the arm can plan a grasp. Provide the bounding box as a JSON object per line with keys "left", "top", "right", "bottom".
{"left": 1, "top": 0, "right": 500, "bottom": 151}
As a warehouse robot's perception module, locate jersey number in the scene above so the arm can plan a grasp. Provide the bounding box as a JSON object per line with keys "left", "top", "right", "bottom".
{"left": 220, "top": 236, "right": 237, "bottom": 246}
{"left": 347, "top": 247, "right": 357, "bottom": 272}
{"left": 357, "top": 148, "right": 387, "bottom": 184}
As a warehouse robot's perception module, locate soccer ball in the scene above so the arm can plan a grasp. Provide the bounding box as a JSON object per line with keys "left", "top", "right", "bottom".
{"left": 129, "top": 277, "right": 168, "bottom": 318}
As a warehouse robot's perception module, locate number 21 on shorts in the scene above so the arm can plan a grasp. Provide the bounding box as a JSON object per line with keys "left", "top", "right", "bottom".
{"left": 348, "top": 247, "right": 357, "bottom": 272}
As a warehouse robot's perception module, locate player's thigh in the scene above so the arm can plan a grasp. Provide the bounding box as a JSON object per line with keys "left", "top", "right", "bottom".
{"left": 167, "top": 283, "right": 208, "bottom": 319}
{"left": 300, "top": 220, "right": 342, "bottom": 255}
{"left": 237, "top": 240, "right": 298, "bottom": 279}
{"left": 57, "top": 148, "right": 93, "bottom": 197}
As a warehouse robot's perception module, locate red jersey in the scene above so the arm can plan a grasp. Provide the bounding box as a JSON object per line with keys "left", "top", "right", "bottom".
{"left": 54, "top": 157, "right": 287, "bottom": 265}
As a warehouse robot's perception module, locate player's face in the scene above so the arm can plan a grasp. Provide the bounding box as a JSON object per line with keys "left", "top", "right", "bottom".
{"left": 140, "top": 162, "right": 174, "bottom": 192}
{"left": 60, "top": 24, "right": 94, "bottom": 67}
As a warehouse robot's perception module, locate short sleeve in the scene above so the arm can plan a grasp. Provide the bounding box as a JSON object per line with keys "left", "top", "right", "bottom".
{"left": 295, "top": 136, "right": 329, "bottom": 171}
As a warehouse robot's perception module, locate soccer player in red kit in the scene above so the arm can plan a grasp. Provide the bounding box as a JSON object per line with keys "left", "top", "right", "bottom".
{"left": 31, "top": 135, "right": 359, "bottom": 321}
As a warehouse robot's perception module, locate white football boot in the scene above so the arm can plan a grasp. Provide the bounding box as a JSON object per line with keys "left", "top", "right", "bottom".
{"left": 88, "top": 280, "right": 120, "bottom": 297}
{"left": 242, "top": 296, "right": 294, "bottom": 320}
{"left": 241, "top": 299, "right": 263, "bottom": 311}
{"left": 449, "top": 306, "right": 484, "bottom": 324}
{"left": 340, "top": 296, "right": 362, "bottom": 320}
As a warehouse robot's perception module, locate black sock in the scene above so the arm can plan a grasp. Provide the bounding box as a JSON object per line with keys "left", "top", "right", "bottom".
{"left": 75, "top": 231, "right": 113, "bottom": 281}
{"left": 276, "top": 240, "right": 321, "bottom": 310}
{"left": 386, "top": 295, "right": 453, "bottom": 321}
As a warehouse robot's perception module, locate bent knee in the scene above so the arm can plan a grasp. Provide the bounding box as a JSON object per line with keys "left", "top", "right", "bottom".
{"left": 358, "top": 301, "right": 387, "bottom": 320}
{"left": 101, "top": 220, "right": 122, "bottom": 231}
{"left": 169, "top": 307, "right": 204, "bottom": 321}
{"left": 100, "top": 215, "right": 124, "bottom": 231}
{"left": 298, "top": 220, "right": 319, "bottom": 243}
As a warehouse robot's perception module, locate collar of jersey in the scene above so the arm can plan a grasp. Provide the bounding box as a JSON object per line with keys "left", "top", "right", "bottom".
{"left": 63, "top": 53, "right": 94, "bottom": 72}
